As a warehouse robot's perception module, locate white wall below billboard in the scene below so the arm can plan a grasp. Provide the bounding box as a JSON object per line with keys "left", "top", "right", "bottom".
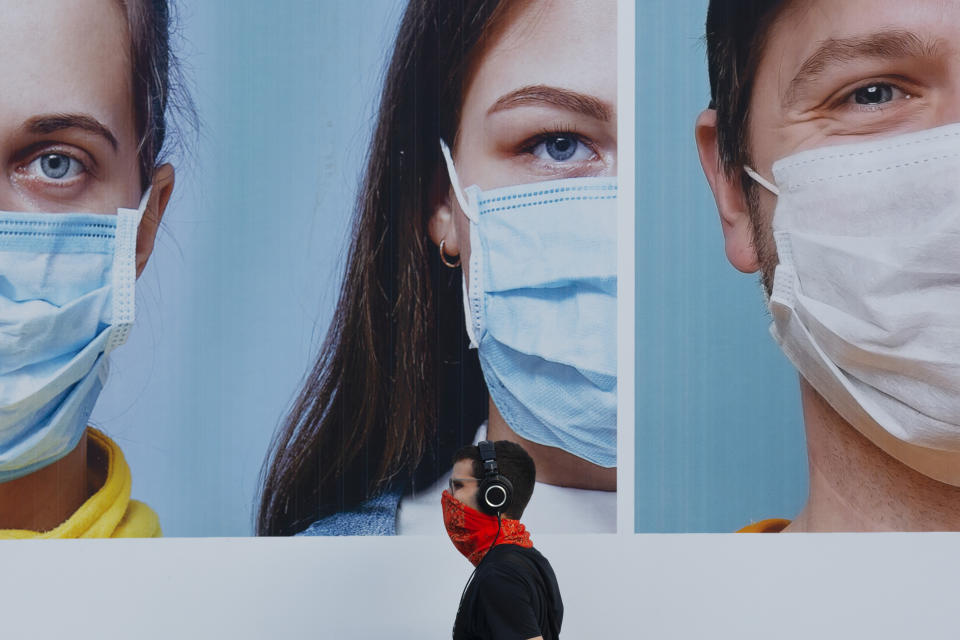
{"left": 3, "top": 534, "right": 958, "bottom": 638}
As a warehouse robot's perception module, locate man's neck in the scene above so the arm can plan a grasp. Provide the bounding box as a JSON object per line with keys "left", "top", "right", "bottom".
{"left": 486, "top": 399, "right": 616, "bottom": 491}
{"left": 0, "top": 432, "right": 88, "bottom": 531}
{"left": 788, "top": 380, "right": 960, "bottom": 531}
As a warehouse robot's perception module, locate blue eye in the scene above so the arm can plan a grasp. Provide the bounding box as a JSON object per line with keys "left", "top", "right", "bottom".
{"left": 530, "top": 134, "right": 593, "bottom": 163}
{"left": 41, "top": 154, "right": 72, "bottom": 179}
{"left": 545, "top": 136, "right": 577, "bottom": 161}
{"left": 26, "top": 153, "right": 85, "bottom": 181}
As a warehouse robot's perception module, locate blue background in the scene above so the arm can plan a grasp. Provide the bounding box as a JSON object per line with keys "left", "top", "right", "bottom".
{"left": 634, "top": 0, "right": 808, "bottom": 532}
{"left": 91, "top": 0, "right": 406, "bottom": 537}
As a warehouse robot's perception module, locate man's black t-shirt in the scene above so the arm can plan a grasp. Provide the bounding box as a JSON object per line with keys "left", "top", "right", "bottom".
{"left": 453, "top": 544, "right": 563, "bottom": 640}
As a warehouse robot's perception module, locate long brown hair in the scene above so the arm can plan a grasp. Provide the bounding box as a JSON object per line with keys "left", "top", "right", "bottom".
{"left": 256, "top": 0, "right": 509, "bottom": 536}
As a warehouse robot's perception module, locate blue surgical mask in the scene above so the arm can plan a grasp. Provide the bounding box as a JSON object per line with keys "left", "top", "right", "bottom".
{"left": 0, "top": 191, "right": 148, "bottom": 482}
{"left": 440, "top": 141, "right": 617, "bottom": 468}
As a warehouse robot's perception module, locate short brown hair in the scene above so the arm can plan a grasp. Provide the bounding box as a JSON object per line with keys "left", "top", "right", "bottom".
{"left": 706, "top": 0, "right": 786, "bottom": 174}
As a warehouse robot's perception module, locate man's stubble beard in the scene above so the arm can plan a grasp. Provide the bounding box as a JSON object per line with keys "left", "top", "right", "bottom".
{"left": 745, "top": 182, "right": 779, "bottom": 298}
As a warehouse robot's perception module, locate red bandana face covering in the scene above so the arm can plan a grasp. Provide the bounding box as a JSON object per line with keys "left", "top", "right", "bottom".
{"left": 441, "top": 490, "right": 532, "bottom": 566}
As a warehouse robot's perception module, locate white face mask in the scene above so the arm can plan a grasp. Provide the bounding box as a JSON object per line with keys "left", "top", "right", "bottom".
{"left": 746, "top": 123, "right": 960, "bottom": 486}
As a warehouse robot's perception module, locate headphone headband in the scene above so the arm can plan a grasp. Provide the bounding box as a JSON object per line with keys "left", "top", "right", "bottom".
{"left": 478, "top": 440, "right": 498, "bottom": 475}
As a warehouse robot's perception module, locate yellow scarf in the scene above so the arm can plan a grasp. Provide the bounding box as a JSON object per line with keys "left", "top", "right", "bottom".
{"left": 0, "top": 429, "right": 161, "bottom": 539}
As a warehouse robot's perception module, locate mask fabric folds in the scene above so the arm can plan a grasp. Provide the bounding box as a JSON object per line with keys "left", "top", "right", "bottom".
{"left": 441, "top": 490, "right": 532, "bottom": 566}
{"left": 440, "top": 140, "right": 618, "bottom": 468}
{"left": 0, "top": 192, "right": 148, "bottom": 482}
{"left": 746, "top": 123, "right": 960, "bottom": 485}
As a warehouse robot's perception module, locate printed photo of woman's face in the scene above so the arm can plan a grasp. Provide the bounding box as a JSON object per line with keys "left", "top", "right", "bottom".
{"left": 0, "top": 0, "right": 142, "bottom": 213}
{"left": 0, "top": 0, "right": 173, "bottom": 276}
{"left": 0, "top": 0, "right": 177, "bottom": 538}
{"left": 420, "top": 0, "right": 619, "bottom": 504}
{"left": 432, "top": 0, "right": 617, "bottom": 273}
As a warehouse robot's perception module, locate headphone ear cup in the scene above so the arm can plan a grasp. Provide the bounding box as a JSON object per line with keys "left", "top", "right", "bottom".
{"left": 496, "top": 475, "right": 513, "bottom": 513}
{"left": 476, "top": 440, "right": 513, "bottom": 516}
{"left": 477, "top": 476, "right": 495, "bottom": 516}
{"left": 478, "top": 474, "right": 513, "bottom": 516}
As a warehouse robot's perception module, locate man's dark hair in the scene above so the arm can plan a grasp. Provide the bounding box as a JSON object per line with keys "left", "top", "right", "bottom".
{"left": 706, "top": 0, "right": 787, "bottom": 174}
{"left": 453, "top": 441, "right": 536, "bottom": 520}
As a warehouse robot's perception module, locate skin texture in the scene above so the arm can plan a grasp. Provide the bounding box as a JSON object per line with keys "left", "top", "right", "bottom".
{"left": 0, "top": 0, "right": 175, "bottom": 532}
{"left": 450, "top": 459, "right": 483, "bottom": 512}
{"left": 429, "top": 0, "right": 617, "bottom": 491}
{"left": 695, "top": 0, "right": 960, "bottom": 530}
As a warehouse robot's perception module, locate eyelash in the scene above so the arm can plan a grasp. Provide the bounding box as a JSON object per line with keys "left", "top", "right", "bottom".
{"left": 834, "top": 78, "right": 914, "bottom": 112}
{"left": 520, "top": 126, "right": 597, "bottom": 158}
{"left": 17, "top": 145, "right": 92, "bottom": 182}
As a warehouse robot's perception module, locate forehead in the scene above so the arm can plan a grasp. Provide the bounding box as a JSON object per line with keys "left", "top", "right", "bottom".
{"left": 0, "top": 0, "right": 132, "bottom": 133}
{"left": 464, "top": 0, "right": 616, "bottom": 112}
{"left": 452, "top": 459, "right": 478, "bottom": 479}
{"left": 762, "top": 0, "right": 960, "bottom": 75}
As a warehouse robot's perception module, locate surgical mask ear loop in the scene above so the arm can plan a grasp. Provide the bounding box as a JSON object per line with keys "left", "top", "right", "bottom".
{"left": 439, "top": 139, "right": 481, "bottom": 349}
{"left": 741, "top": 168, "right": 779, "bottom": 306}
{"left": 744, "top": 165, "right": 780, "bottom": 196}
{"left": 439, "top": 140, "right": 479, "bottom": 223}
{"left": 106, "top": 186, "right": 152, "bottom": 353}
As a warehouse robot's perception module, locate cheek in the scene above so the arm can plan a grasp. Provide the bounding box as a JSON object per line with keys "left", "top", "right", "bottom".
{"left": 455, "top": 488, "right": 479, "bottom": 510}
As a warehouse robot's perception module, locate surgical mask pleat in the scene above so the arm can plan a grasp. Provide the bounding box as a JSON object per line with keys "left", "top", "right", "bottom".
{"left": 479, "top": 342, "right": 617, "bottom": 467}
{"left": 484, "top": 287, "right": 616, "bottom": 378}
{"left": 0, "top": 191, "right": 148, "bottom": 482}
{"left": 766, "top": 122, "right": 960, "bottom": 482}
{"left": 440, "top": 139, "right": 618, "bottom": 467}
{"left": 0, "top": 287, "right": 112, "bottom": 375}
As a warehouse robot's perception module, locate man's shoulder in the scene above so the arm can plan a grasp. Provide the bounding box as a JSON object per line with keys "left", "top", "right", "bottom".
{"left": 484, "top": 543, "right": 546, "bottom": 563}
{"left": 476, "top": 544, "right": 554, "bottom": 584}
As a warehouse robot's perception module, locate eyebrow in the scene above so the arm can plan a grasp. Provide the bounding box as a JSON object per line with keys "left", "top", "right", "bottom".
{"left": 24, "top": 113, "right": 119, "bottom": 151}
{"left": 783, "top": 30, "right": 945, "bottom": 108}
{"left": 488, "top": 84, "right": 613, "bottom": 122}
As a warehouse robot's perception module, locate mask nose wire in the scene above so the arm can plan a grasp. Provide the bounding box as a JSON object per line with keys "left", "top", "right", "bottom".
{"left": 439, "top": 139, "right": 479, "bottom": 223}
{"left": 744, "top": 165, "right": 781, "bottom": 196}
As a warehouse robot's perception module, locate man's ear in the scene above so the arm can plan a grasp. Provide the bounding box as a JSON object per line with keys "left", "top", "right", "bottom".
{"left": 695, "top": 109, "right": 759, "bottom": 273}
{"left": 428, "top": 168, "right": 460, "bottom": 259}
{"left": 136, "top": 163, "right": 175, "bottom": 278}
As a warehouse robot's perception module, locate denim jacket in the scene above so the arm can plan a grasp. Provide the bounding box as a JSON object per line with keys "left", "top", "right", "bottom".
{"left": 296, "top": 485, "right": 406, "bottom": 536}
{"left": 295, "top": 423, "right": 475, "bottom": 536}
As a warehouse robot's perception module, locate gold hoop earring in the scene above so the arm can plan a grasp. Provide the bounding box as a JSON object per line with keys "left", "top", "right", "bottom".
{"left": 439, "top": 239, "right": 461, "bottom": 268}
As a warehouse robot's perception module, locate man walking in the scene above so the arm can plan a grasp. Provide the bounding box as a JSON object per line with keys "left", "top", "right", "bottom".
{"left": 443, "top": 440, "right": 563, "bottom": 639}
